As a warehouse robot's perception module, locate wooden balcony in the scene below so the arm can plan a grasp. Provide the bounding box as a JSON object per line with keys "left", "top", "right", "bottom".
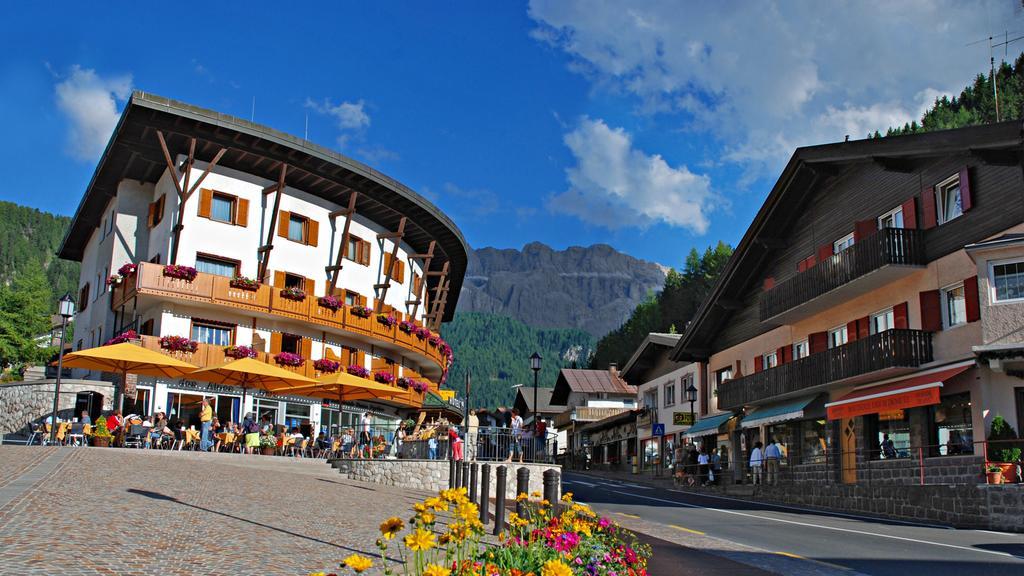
{"left": 717, "top": 329, "right": 933, "bottom": 409}
{"left": 112, "top": 262, "right": 449, "bottom": 373}
{"left": 760, "top": 228, "right": 926, "bottom": 323}
{"left": 136, "top": 335, "right": 437, "bottom": 409}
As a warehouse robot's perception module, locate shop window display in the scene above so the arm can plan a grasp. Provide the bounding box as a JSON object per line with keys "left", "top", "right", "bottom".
{"left": 800, "top": 419, "right": 830, "bottom": 464}
{"left": 931, "top": 392, "right": 974, "bottom": 456}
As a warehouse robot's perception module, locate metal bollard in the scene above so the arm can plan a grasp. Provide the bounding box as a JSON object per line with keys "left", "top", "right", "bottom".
{"left": 516, "top": 467, "right": 530, "bottom": 519}
{"left": 479, "top": 463, "right": 490, "bottom": 524}
{"left": 449, "top": 458, "right": 456, "bottom": 489}
{"left": 543, "top": 469, "right": 559, "bottom": 504}
{"left": 470, "top": 463, "right": 479, "bottom": 503}
{"left": 455, "top": 460, "right": 463, "bottom": 488}
{"left": 493, "top": 465, "right": 507, "bottom": 535}
{"left": 461, "top": 462, "right": 470, "bottom": 490}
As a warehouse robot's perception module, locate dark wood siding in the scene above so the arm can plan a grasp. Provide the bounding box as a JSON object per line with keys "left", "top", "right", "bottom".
{"left": 712, "top": 154, "right": 1024, "bottom": 352}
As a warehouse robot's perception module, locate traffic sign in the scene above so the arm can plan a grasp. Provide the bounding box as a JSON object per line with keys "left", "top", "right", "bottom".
{"left": 652, "top": 423, "right": 665, "bottom": 437}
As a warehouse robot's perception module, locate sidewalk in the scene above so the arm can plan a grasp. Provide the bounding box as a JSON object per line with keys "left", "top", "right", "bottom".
{"left": 568, "top": 466, "right": 756, "bottom": 496}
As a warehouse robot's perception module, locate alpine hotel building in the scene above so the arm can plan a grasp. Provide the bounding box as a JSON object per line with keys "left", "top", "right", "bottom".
{"left": 59, "top": 92, "right": 468, "bottom": 433}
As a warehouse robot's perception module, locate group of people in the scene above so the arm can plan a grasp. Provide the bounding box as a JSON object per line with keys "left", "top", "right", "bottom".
{"left": 465, "top": 407, "right": 548, "bottom": 462}
{"left": 675, "top": 444, "right": 727, "bottom": 486}
{"left": 748, "top": 438, "right": 785, "bottom": 485}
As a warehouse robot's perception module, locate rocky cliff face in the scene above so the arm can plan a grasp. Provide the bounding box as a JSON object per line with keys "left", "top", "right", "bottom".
{"left": 456, "top": 242, "right": 666, "bottom": 337}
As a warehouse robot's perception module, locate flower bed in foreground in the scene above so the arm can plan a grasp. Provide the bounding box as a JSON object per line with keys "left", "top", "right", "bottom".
{"left": 309, "top": 488, "right": 650, "bottom": 576}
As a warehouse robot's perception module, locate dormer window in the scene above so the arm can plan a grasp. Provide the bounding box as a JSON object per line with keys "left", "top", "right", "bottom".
{"left": 936, "top": 174, "right": 963, "bottom": 224}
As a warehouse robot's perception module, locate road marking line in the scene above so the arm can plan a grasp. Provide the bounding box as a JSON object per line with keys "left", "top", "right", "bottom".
{"left": 669, "top": 524, "right": 705, "bottom": 535}
{"left": 564, "top": 480, "right": 598, "bottom": 487}
{"left": 775, "top": 552, "right": 803, "bottom": 559}
{"left": 774, "top": 552, "right": 853, "bottom": 571}
{"left": 606, "top": 489, "right": 1024, "bottom": 562}
{"left": 615, "top": 512, "right": 641, "bottom": 519}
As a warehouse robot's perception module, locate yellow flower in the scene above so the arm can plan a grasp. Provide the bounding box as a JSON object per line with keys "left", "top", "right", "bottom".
{"left": 309, "top": 573, "right": 326, "bottom": 576}
{"left": 425, "top": 496, "right": 448, "bottom": 511}
{"left": 509, "top": 513, "right": 529, "bottom": 528}
{"left": 413, "top": 503, "right": 428, "bottom": 513}
{"left": 540, "top": 499, "right": 551, "bottom": 507}
{"left": 561, "top": 492, "right": 574, "bottom": 502}
{"left": 420, "top": 511, "right": 436, "bottom": 525}
{"left": 446, "top": 521, "right": 470, "bottom": 542}
{"left": 379, "top": 516, "right": 404, "bottom": 540}
{"left": 540, "top": 559, "right": 573, "bottom": 576}
{"left": 530, "top": 490, "right": 541, "bottom": 498}
{"left": 343, "top": 554, "right": 373, "bottom": 573}
{"left": 422, "top": 564, "right": 452, "bottom": 576}
{"left": 404, "top": 528, "right": 436, "bottom": 551}
{"left": 439, "top": 487, "right": 468, "bottom": 503}
{"left": 456, "top": 501, "right": 479, "bottom": 522}
{"left": 516, "top": 492, "right": 529, "bottom": 502}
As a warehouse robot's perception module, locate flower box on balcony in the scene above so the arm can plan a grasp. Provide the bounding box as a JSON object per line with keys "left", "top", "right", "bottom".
{"left": 346, "top": 306, "right": 373, "bottom": 333}
{"left": 349, "top": 305, "right": 372, "bottom": 318}
{"left": 229, "top": 276, "right": 260, "bottom": 291}
{"left": 374, "top": 371, "right": 396, "bottom": 385}
{"left": 376, "top": 314, "right": 397, "bottom": 328}
{"left": 274, "top": 352, "right": 305, "bottom": 367}
{"left": 224, "top": 345, "right": 258, "bottom": 359}
{"left": 396, "top": 377, "right": 411, "bottom": 389}
{"left": 160, "top": 335, "right": 198, "bottom": 353}
{"left": 117, "top": 263, "right": 137, "bottom": 278}
{"left": 280, "top": 287, "right": 306, "bottom": 301}
{"left": 313, "top": 358, "right": 340, "bottom": 373}
{"left": 104, "top": 330, "right": 138, "bottom": 346}
{"left": 162, "top": 265, "right": 198, "bottom": 282}
{"left": 347, "top": 365, "right": 370, "bottom": 378}
{"left": 398, "top": 320, "right": 415, "bottom": 334}
{"left": 317, "top": 295, "right": 341, "bottom": 311}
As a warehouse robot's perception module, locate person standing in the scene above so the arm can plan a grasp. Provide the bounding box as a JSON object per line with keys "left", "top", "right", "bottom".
{"left": 243, "top": 413, "right": 260, "bottom": 455}
{"left": 749, "top": 441, "right": 764, "bottom": 485}
{"left": 466, "top": 409, "right": 479, "bottom": 461}
{"left": 428, "top": 434, "right": 438, "bottom": 460}
{"left": 881, "top": 433, "right": 897, "bottom": 459}
{"left": 697, "top": 446, "right": 710, "bottom": 486}
{"left": 507, "top": 409, "right": 524, "bottom": 462}
{"left": 449, "top": 426, "right": 464, "bottom": 461}
{"left": 199, "top": 398, "right": 213, "bottom": 452}
{"left": 359, "top": 412, "right": 372, "bottom": 459}
{"left": 764, "top": 438, "right": 782, "bottom": 485}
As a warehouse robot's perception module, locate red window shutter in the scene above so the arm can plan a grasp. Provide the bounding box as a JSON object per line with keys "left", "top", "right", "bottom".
{"left": 754, "top": 355, "right": 763, "bottom": 373}
{"left": 919, "top": 291, "right": 941, "bottom": 331}
{"left": 846, "top": 320, "right": 859, "bottom": 342}
{"left": 964, "top": 275, "right": 980, "bottom": 322}
{"left": 816, "top": 244, "right": 833, "bottom": 263}
{"left": 959, "top": 166, "right": 972, "bottom": 211}
{"left": 797, "top": 259, "right": 807, "bottom": 273}
{"left": 809, "top": 331, "right": 828, "bottom": 354}
{"left": 806, "top": 255, "right": 817, "bottom": 268}
{"left": 893, "top": 301, "right": 909, "bottom": 329}
{"left": 854, "top": 219, "right": 877, "bottom": 242}
{"left": 857, "top": 316, "right": 870, "bottom": 339}
{"left": 921, "top": 187, "right": 937, "bottom": 229}
{"left": 902, "top": 197, "right": 917, "bottom": 229}
{"left": 780, "top": 345, "right": 792, "bottom": 364}
{"left": 775, "top": 346, "right": 785, "bottom": 364}
{"left": 763, "top": 276, "right": 775, "bottom": 291}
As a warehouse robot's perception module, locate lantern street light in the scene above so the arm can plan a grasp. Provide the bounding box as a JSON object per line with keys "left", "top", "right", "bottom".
{"left": 529, "top": 352, "right": 542, "bottom": 459}
{"left": 49, "top": 293, "right": 76, "bottom": 444}
{"left": 685, "top": 381, "right": 698, "bottom": 433}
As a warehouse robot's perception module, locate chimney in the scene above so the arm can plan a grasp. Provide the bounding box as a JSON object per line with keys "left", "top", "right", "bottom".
{"left": 608, "top": 362, "right": 618, "bottom": 376}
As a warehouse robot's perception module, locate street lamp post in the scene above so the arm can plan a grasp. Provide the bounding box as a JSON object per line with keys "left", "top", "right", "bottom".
{"left": 685, "top": 381, "right": 698, "bottom": 439}
{"left": 529, "top": 352, "right": 541, "bottom": 461}
{"left": 49, "top": 293, "right": 76, "bottom": 444}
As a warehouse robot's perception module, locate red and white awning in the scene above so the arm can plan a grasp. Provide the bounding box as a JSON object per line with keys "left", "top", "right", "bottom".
{"left": 825, "top": 364, "right": 971, "bottom": 420}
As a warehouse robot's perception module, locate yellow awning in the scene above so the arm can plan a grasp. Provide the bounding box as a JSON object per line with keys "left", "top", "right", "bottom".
{"left": 189, "top": 357, "right": 317, "bottom": 390}
{"left": 275, "top": 371, "right": 404, "bottom": 400}
{"left": 436, "top": 389, "right": 455, "bottom": 400}
{"left": 61, "top": 342, "right": 197, "bottom": 378}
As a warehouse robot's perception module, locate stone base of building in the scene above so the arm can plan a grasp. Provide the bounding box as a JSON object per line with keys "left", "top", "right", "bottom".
{"left": 0, "top": 378, "right": 115, "bottom": 436}
{"left": 330, "top": 458, "right": 561, "bottom": 501}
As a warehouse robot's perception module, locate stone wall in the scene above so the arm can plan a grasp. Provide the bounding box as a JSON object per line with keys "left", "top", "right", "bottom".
{"left": 331, "top": 459, "right": 561, "bottom": 501}
{"left": 0, "top": 379, "right": 115, "bottom": 436}
{"left": 753, "top": 482, "right": 1024, "bottom": 532}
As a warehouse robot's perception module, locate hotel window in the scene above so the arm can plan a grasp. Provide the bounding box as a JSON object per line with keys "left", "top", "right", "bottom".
{"left": 191, "top": 321, "right": 233, "bottom": 346}
{"left": 871, "top": 308, "right": 895, "bottom": 334}
{"left": 281, "top": 333, "right": 301, "bottom": 354}
{"left": 643, "top": 389, "right": 657, "bottom": 410}
{"left": 663, "top": 381, "right": 676, "bottom": 407}
{"left": 78, "top": 283, "right": 90, "bottom": 312}
{"left": 148, "top": 195, "right": 165, "bottom": 228}
{"left": 930, "top": 392, "right": 974, "bottom": 456}
{"left": 288, "top": 214, "right": 307, "bottom": 243}
{"left": 828, "top": 325, "right": 848, "bottom": 348}
{"left": 992, "top": 260, "right": 1024, "bottom": 302}
{"left": 345, "top": 236, "right": 371, "bottom": 266}
{"left": 871, "top": 410, "right": 911, "bottom": 459}
{"left": 793, "top": 340, "right": 809, "bottom": 360}
{"left": 284, "top": 273, "right": 305, "bottom": 290}
{"left": 935, "top": 174, "right": 963, "bottom": 225}
{"left": 763, "top": 351, "right": 778, "bottom": 369}
{"left": 344, "top": 290, "right": 361, "bottom": 307}
{"left": 942, "top": 283, "right": 966, "bottom": 328}
{"left": 878, "top": 206, "right": 904, "bottom": 229}
{"left": 713, "top": 366, "right": 732, "bottom": 399}
{"left": 195, "top": 255, "right": 239, "bottom": 278}
{"left": 210, "top": 193, "right": 235, "bottom": 223}
{"left": 833, "top": 233, "right": 855, "bottom": 254}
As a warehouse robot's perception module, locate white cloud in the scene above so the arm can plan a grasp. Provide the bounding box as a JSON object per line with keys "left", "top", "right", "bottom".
{"left": 442, "top": 182, "right": 501, "bottom": 216}
{"left": 305, "top": 98, "right": 371, "bottom": 131}
{"left": 548, "top": 117, "right": 714, "bottom": 233}
{"left": 54, "top": 65, "right": 132, "bottom": 161}
{"left": 529, "top": 0, "right": 1017, "bottom": 182}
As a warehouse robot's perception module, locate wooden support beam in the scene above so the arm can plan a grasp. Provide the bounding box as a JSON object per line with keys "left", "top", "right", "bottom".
{"left": 328, "top": 207, "right": 354, "bottom": 219}
{"left": 324, "top": 265, "right": 343, "bottom": 273}
{"left": 327, "top": 192, "right": 359, "bottom": 295}
{"left": 262, "top": 182, "right": 281, "bottom": 195}
{"left": 374, "top": 217, "right": 408, "bottom": 313}
{"left": 155, "top": 131, "right": 184, "bottom": 198}
{"left": 257, "top": 163, "right": 288, "bottom": 283}
{"left": 408, "top": 240, "right": 435, "bottom": 319}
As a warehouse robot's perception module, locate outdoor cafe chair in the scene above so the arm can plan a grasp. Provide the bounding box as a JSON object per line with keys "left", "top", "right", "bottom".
{"left": 124, "top": 425, "right": 148, "bottom": 449}
{"left": 66, "top": 422, "right": 87, "bottom": 447}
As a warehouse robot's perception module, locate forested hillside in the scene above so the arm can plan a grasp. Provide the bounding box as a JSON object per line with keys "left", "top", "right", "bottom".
{"left": 0, "top": 201, "right": 78, "bottom": 298}
{"left": 440, "top": 312, "right": 594, "bottom": 408}
{"left": 589, "top": 242, "right": 732, "bottom": 370}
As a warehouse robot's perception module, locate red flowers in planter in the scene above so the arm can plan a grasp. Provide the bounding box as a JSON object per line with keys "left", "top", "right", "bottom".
{"left": 224, "top": 345, "right": 258, "bottom": 359}
{"left": 104, "top": 330, "right": 138, "bottom": 346}
{"left": 396, "top": 377, "right": 411, "bottom": 389}
{"left": 117, "top": 263, "right": 137, "bottom": 278}
{"left": 229, "top": 276, "right": 260, "bottom": 291}
{"left": 347, "top": 365, "right": 370, "bottom": 378}
{"left": 159, "top": 335, "right": 198, "bottom": 353}
{"left": 274, "top": 352, "right": 305, "bottom": 367}
{"left": 318, "top": 295, "right": 341, "bottom": 311}
{"left": 349, "top": 305, "right": 372, "bottom": 318}
{"left": 376, "top": 314, "right": 397, "bottom": 328}
{"left": 280, "top": 287, "right": 306, "bottom": 301}
{"left": 374, "top": 371, "right": 395, "bottom": 384}
{"left": 414, "top": 326, "right": 431, "bottom": 340}
{"left": 410, "top": 380, "right": 429, "bottom": 393}
{"left": 314, "top": 358, "right": 340, "bottom": 373}
{"left": 398, "top": 320, "right": 416, "bottom": 334}
{"left": 428, "top": 334, "right": 442, "bottom": 347}
{"left": 162, "top": 265, "right": 197, "bottom": 282}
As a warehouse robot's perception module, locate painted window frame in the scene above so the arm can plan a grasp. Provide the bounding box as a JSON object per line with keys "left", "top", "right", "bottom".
{"left": 833, "top": 232, "right": 855, "bottom": 254}
{"left": 877, "top": 206, "right": 904, "bottom": 229}
{"left": 870, "top": 307, "right": 896, "bottom": 335}
{"left": 195, "top": 253, "right": 241, "bottom": 278}
{"left": 209, "top": 192, "right": 237, "bottom": 224}
{"left": 793, "top": 340, "right": 809, "bottom": 360}
{"left": 941, "top": 282, "right": 967, "bottom": 328}
{"left": 189, "top": 318, "right": 236, "bottom": 346}
{"left": 287, "top": 213, "right": 308, "bottom": 243}
{"left": 988, "top": 257, "right": 1024, "bottom": 304}
{"left": 664, "top": 380, "right": 676, "bottom": 407}
{"left": 828, "top": 325, "right": 848, "bottom": 348}
{"left": 935, "top": 173, "right": 963, "bottom": 225}
{"left": 763, "top": 351, "right": 778, "bottom": 369}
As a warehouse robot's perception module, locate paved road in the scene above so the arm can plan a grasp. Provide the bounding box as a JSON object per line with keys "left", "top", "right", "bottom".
{"left": 563, "top": 471, "right": 1024, "bottom": 576}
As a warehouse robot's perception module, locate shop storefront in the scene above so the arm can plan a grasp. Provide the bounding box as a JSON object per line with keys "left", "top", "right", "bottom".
{"left": 740, "top": 395, "right": 824, "bottom": 468}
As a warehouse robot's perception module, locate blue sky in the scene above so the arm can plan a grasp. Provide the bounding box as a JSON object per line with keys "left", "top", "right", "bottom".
{"left": 2, "top": 1, "right": 1020, "bottom": 269}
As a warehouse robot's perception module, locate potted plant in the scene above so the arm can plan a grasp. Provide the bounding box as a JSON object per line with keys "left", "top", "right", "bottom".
{"left": 160, "top": 335, "right": 198, "bottom": 353}
{"left": 374, "top": 371, "right": 395, "bottom": 385}
{"left": 411, "top": 380, "right": 429, "bottom": 394}
{"left": 224, "top": 345, "right": 258, "bottom": 359}
{"left": 987, "top": 415, "right": 1022, "bottom": 483}
{"left": 117, "top": 263, "right": 137, "bottom": 278}
{"left": 162, "top": 264, "right": 198, "bottom": 282}
{"left": 104, "top": 329, "right": 138, "bottom": 346}
{"left": 986, "top": 464, "right": 1004, "bottom": 484}
{"left": 396, "top": 376, "right": 411, "bottom": 389}
{"left": 317, "top": 294, "right": 341, "bottom": 311}
{"left": 413, "top": 326, "right": 431, "bottom": 340}
{"left": 229, "top": 276, "right": 260, "bottom": 291}
{"left": 398, "top": 320, "right": 415, "bottom": 334}
{"left": 90, "top": 417, "right": 113, "bottom": 447}
{"left": 376, "top": 314, "right": 397, "bottom": 328}
{"left": 105, "top": 274, "right": 122, "bottom": 287}
{"left": 427, "top": 334, "right": 441, "bottom": 348}
{"left": 260, "top": 434, "right": 277, "bottom": 456}
{"left": 280, "top": 286, "right": 306, "bottom": 301}
{"left": 347, "top": 365, "right": 370, "bottom": 378}
{"left": 350, "top": 305, "right": 372, "bottom": 319}
{"left": 314, "top": 358, "right": 340, "bottom": 373}
{"left": 274, "top": 352, "right": 305, "bottom": 367}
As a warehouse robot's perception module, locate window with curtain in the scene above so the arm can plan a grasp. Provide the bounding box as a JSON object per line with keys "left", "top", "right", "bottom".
{"left": 211, "top": 194, "right": 234, "bottom": 223}
{"left": 191, "top": 322, "right": 232, "bottom": 346}
{"left": 936, "top": 176, "right": 963, "bottom": 224}
{"left": 195, "top": 255, "right": 237, "bottom": 278}
{"left": 288, "top": 215, "right": 306, "bottom": 242}
{"left": 993, "top": 261, "right": 1024, "bottom": 302}
{"left": 871, "top": 308, "right": 895, "bottom": 334}
{"left": 942, "top": 284, "right": 966, "bottom": 328}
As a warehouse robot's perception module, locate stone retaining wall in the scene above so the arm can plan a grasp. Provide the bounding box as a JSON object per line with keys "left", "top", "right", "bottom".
{"left": 0, "top": 380, "right": 115, "bottom": 436}
{"left": 331, "top": 458, "right": 561, "bottom": 501}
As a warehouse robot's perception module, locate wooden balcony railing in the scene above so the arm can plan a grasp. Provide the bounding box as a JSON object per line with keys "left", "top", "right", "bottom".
{"left": 717, "top": 329, "right": 933, "bottom": 409}
{"left": 760, "top": 228, "right": 926, "bottom": 321}
{"left": 111, "top": 262, "right": 448, "bottom": 372}
{"left": 136, "top": 335, "right": 437, "bottom": 407}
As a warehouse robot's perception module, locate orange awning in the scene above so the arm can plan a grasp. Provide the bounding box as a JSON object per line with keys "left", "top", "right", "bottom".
{"left": 825, "top": 364, "right": 971, "bottom": 420}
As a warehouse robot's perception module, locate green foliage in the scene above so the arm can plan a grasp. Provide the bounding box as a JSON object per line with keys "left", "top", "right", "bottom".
{"left": 440, "top": 312, "right": 594, "bottom": 409}
{"left": 91, "top": 416, "right": 112, "bottom": 439}
{"left": 590, "top": 242, "right": 732, "bottom": 370}
{"left": 988, "top": 415, "right": 1022, "bottom": 463}
{"left": 0, "top": 262, "right": 56, "bottom": 368}
{"left": 882, "top": 53, "right": 1024, "bottom": 137}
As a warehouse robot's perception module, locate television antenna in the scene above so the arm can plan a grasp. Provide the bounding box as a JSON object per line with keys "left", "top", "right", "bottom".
{"left": 967, "top": 30, "right": 1024, "bottom": 122}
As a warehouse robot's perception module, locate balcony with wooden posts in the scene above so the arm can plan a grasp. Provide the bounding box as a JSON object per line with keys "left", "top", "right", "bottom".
{"left": 136, "top": 335, "right": 434, "bottom": 409}
{"left": 110, "top": 262, "right": 449, "bottom": 375}
{"left": 717, "top": 328, "right": 933, "bottom": 410}
{"left": 760, "top": 228, "right": 927, "bottom": 323}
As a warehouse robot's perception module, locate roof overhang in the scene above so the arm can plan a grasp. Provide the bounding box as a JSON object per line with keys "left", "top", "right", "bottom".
{"left": 620, "top": 332, "right": 683, "bottom": 384}
{"left": 58, "top": 91, "right": 469, "bottom": 321}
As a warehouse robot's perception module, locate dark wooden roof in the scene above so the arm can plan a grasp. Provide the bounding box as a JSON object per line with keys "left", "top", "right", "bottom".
{"left": 619, "top": 332, "right": 682, "bottom": 384}
{"left": 513, "top": 387, "right": 558, "bottom": 415}
{"left": 550, "top": 368, "right": 637, "bottom": 405}
{"left": 58, "top": 91, "right": 469, "bottom": 321}
{"left": 672, "top": 120, "right": 1024, "bottom": 361}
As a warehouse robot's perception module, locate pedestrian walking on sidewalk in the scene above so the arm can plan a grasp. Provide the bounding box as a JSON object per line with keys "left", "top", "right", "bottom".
{"left": 764, "top": 438, "right": 782, "bottom": 485}
{"left": 749, "top": 441, "right": 764, "bottom": 485}
{"left": 697, "top": 446, "right": 710, "bottom": 486}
